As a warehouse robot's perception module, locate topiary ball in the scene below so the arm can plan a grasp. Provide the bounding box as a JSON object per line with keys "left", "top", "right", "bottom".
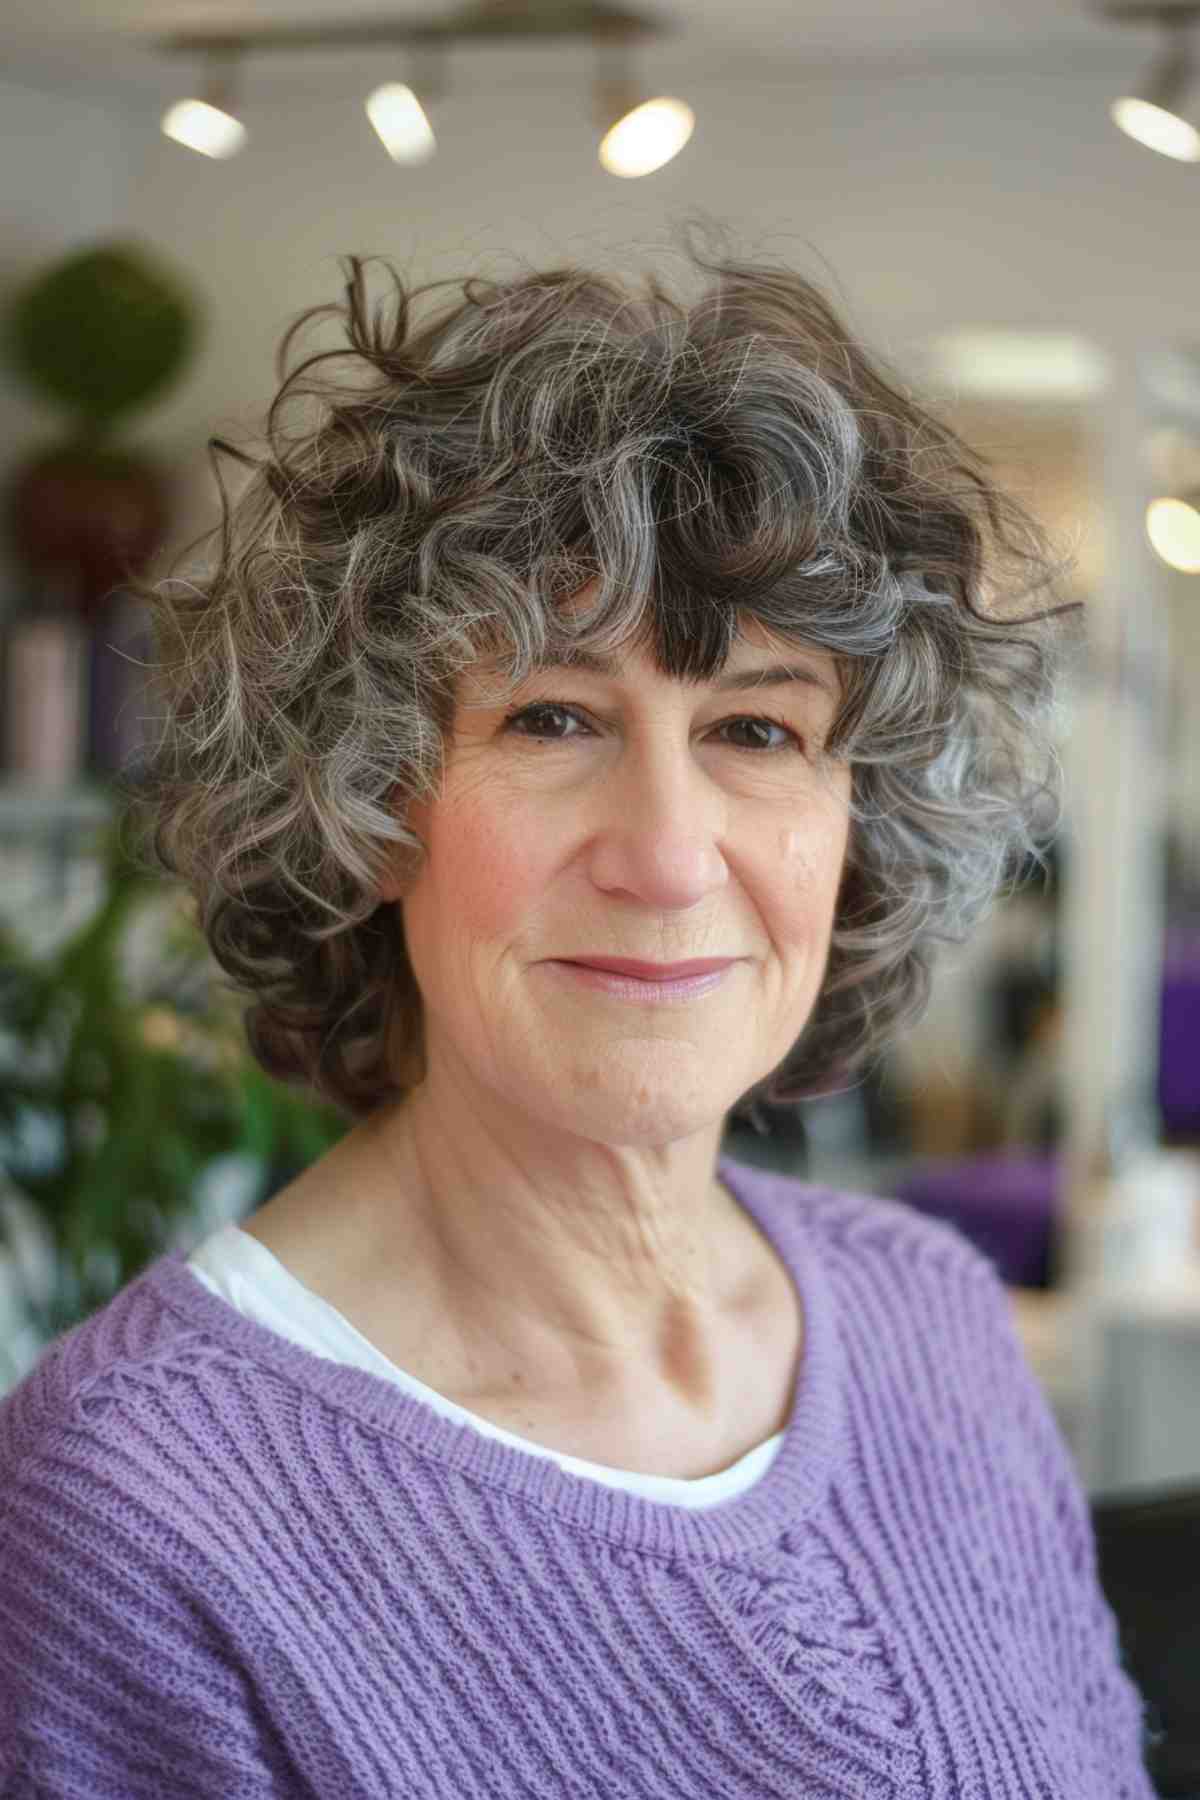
{"left": 4, "top": 239, "right": 201, "bottom": 436}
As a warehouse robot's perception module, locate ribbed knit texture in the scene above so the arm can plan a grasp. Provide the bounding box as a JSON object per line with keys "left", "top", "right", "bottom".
{"left": 0, "top": 1156, "right": 1156, "bottom": 1798}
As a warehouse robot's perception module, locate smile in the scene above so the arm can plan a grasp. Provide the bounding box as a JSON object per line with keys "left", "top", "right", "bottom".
{"left": 543, "top": 961, "right": 738, "bottom": 1003}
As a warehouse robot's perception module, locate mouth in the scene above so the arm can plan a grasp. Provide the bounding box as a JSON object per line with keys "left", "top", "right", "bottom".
{"left": 544, "top": 959, "right": 740, "bottom": 1004}
{"left": 556, "top": 957, "right": 739, "bottom": 980}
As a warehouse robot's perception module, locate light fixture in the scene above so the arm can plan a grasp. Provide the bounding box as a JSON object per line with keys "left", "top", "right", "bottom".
{"left": 161, "top": 47, "right": 248, "bottom": 159}
{"left": 1096, "top": 3, "right": 1200, "bottom": 160}
{"left": 364, "top": 84, "right": 437, "bottom": 163}
{"left": 592, "top": 19, "right": 694, "bottom": 177}
{"left": 158, "top": 2, "right": 690, "bottom": 178}
{"left": 920, "top": 331, "right": 1111, "bottom": 402}
{"left": 366, "top": 44, "right": 445, "bottom": 165}
{"left": 1146, "top": 490, "right": 1200, "bottom": 569}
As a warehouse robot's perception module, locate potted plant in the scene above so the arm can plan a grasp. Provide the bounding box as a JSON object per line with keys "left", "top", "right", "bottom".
{"left": 3, "top": 238, "right": 203, "bottom": 624}
{"left": 0, "top": 817, "right": 347, "bottom": 1387}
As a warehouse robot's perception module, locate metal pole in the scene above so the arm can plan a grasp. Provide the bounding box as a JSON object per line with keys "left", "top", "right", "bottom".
{"left": 1056, "top": 345, "right": 1172, "bottom": 1487}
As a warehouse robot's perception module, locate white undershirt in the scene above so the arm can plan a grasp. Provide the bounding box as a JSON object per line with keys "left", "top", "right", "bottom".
{"left": 186, "top": 1221, "right": 785, "bottom": 1510}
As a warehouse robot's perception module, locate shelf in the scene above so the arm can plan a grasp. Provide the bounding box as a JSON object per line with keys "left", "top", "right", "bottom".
{"left": 0, "top": 779, "right": 114, "bottom": 835}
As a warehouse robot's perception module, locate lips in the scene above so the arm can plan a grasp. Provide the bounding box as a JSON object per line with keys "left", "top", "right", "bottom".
{"left": 558, "top": 957, "right": 738, "bottom": 980}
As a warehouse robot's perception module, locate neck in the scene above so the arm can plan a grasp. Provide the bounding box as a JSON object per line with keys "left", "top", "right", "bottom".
{"left": 337, "top": 1090, "right": 761, "bottom": 1410}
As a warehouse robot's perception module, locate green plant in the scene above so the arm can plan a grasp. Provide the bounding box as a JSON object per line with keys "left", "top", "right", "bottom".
{"left": 0, "top": 817, "right": 347, "bottom": 1376}
{"left": 2, "top": 238, "right": 204, "bottom": 630}
{"left": 5, "top": 240, "right": 200, "bottom": 447}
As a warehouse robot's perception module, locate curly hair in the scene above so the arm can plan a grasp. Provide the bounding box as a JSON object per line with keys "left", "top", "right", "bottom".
{"left": 123, "top": 219, "right": 1081, "bottom": 1133}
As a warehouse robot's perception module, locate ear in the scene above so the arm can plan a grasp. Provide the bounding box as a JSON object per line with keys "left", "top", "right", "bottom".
{"left": 376, "top": 829, "right": 425, "bottom": 906}
{"left": 375, "top": 782, "right": 432, "bottom": 903}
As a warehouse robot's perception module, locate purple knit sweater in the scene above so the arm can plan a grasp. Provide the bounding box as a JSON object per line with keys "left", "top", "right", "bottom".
{"left": 0, "top": 1157, "right": 1155, "bottom": 1798}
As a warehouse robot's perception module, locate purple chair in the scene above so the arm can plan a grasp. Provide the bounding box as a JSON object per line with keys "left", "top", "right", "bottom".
{"left": 888, "top": 921, "right": 1199, "bottom": 1291}
{"left": 1159, "top": 926, "right": 1200, "bottom": 1141}
{"left": 891, "top": 1151, "right": 1060, "bottom": 1289}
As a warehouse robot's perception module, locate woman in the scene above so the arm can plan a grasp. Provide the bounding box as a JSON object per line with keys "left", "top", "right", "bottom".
{"left": 0, "top": 224, "right": 1155, "bottom": 1797}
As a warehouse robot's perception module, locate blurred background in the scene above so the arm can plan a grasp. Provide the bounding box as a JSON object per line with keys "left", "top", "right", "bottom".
{"left": 2, "top": 2, "right": 1200, "bottom": 1778}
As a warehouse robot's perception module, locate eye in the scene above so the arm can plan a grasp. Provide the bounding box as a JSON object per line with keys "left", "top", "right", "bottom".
{"left": 501, "top": 702, "right": 804, "bottom": 754}
{"left": 502, "top": 702, "right": 585, "bottom": 742}
{"left": 718, "top": 714, "right": 803, "bottom": 754}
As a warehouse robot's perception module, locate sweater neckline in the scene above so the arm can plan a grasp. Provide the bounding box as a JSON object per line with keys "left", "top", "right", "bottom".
{"left": 146, "top": 1154, "right": 847, "bottom": 1561}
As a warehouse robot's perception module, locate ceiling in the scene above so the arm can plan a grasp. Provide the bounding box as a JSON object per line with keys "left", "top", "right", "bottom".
{"left": 0, "top": 0, "right": 1183, "bottom": 106}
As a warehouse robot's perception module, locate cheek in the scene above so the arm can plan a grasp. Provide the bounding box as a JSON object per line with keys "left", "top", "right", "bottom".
{"left": 778, "top": 821, "right": 847, "bottom": 894}
{"left": 755, "top": 815, "right": 850, "bottom": 966}
{"left": 410, "top": 793, "right": 552, "bottom": 944}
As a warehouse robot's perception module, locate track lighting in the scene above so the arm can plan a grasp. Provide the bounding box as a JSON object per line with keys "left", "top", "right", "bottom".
{"left": 157, "top": 3, "right": 692, "bottom": 177}
{"left": 1096, "top": 3, "right": 1200, "bottom": 160}
{"left": 592, "top": 25, "right": 693, "bottom": 177}
{"left": 366, "top": 46, "right": 445, "bottom": 165}
{"left": 364, "top": 85, "right": 438, "bottom": 164}
{"left": 161, "top": 48, "right": 247, "bottom": 160}
{"left": 1147, "top": 491, "right": 1200, "bottom": 569}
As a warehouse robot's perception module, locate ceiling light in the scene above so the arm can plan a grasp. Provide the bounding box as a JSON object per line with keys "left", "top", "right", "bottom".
{"left": 365, "top": 84, "right": 437, "bottom": 164}
{"left": 598, "top": 97, "right": 694, "bottom": 176}
{"left": 1146, "top": 492, "right": 1200, "bottom": 570}
{"left": 161, "top": 49, "right": 247, "bottom": 158}
{"left": 592, "top": 24, "right": 694, "bottom": 177}
{"left": 921, "top": 332, "right": 1111, "bottom": 401}
{"left": 1097, "top": 5, "right": 1200, "bottom": 160}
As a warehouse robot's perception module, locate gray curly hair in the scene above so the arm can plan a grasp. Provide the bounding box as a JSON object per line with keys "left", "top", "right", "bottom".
{"left": 124, "top": 220, "right": 1080, "bottom": 1132}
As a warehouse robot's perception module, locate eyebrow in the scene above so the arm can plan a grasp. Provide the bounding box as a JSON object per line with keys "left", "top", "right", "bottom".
{"left": 522, "top": 648, "right": 836, "bottom": 698}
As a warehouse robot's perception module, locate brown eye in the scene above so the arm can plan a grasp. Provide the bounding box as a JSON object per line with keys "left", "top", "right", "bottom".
{"left": 503, "top": 703, "right": 587, "bottom": 741}
{"left": 716, "top": 716, "right": 801, "bottom": 754}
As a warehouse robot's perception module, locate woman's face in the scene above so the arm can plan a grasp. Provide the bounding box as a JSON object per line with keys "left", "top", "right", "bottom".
{"left": 388, "top": 615, "right": 852, "bottom": 1150}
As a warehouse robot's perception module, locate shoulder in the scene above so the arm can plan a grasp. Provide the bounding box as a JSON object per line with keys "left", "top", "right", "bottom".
{"left": 0, "top": 1264, "right": 293, "bottom": 1796}
{"left": 723, "top": 1154, "right": 1023, "bottom": 1405}
{"left": 0, "top": 1254, "right": 282, "bottom": 1712}
{"left": 728, "top": 1162, "right": 1079, "bottom": 1518}
{"left": 0, "top": 1254, "right": 236, "bottom": 1533}
{"left": 723, "top": 1152, "right": 1002, "bottom": 1289}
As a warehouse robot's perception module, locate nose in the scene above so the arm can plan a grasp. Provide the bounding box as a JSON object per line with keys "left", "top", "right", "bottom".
{"left": 583, "top": 732, "right": 730, "bottom": 909}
